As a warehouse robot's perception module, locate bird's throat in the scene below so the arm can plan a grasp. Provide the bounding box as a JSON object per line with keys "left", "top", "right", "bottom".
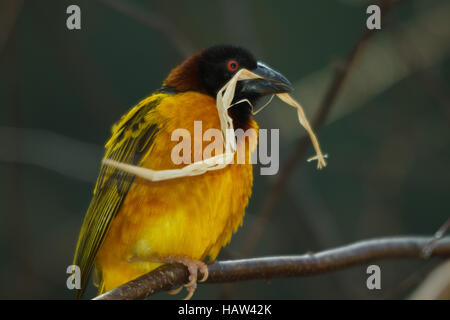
{"left": 227, "top": 101, "right": 253, "bottom": 131}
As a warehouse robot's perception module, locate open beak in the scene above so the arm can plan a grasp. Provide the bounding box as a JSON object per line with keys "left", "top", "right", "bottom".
{"left": 240, "top": 61, "right": 293, "bottom": 96}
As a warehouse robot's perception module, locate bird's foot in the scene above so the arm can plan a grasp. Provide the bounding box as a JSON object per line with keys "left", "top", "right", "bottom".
{"left": 161, "top": 256, "right": 209, "bottom": 300}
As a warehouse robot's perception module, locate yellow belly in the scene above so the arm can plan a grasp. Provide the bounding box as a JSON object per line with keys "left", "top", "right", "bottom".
{"left": 95, "top": 92, "right": 257, "bottom": 293}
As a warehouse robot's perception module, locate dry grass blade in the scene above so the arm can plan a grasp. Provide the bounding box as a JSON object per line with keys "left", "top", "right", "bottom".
{"left": 277, "top": 93, "right": 327, "bottom": 169}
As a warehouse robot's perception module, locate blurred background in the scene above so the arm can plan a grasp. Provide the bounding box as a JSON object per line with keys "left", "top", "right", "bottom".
{"left": 0, "top": 0, "right": 449, "bottom": 299}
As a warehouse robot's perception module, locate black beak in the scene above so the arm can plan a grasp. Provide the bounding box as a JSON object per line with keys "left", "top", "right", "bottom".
{"left": 240, "top": 62, "right": 293, "bottom": 96}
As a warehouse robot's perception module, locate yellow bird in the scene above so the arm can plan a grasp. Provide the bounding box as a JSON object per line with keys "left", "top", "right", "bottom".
{"left": 73, "top": 45, "right": 292, "bottom": 299}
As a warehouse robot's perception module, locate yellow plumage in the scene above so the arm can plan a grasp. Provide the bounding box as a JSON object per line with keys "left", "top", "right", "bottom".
{"left": 75, "top": 91, "right": 257, "bottom": 295}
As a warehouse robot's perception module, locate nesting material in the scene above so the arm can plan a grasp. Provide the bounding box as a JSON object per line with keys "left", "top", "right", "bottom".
{"left": 103, "top": 68, "right": 327, "bottom": 181}
{"left": 276, "top": 92, "right": 327, "bottom": 169}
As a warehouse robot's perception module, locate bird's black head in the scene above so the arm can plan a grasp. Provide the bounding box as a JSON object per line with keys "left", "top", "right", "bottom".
{"left": 198, "top": 45, "right": 292, "bottom": 103}
{"left": 164, "top": 45, "right": 292, "bottom": 129}
{"left": 198, "top": 45, "right": 258, "bottom": 96}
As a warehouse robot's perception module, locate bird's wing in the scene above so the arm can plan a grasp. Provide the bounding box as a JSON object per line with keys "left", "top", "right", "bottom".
{"left": 73, "top": 95, "right": 164, "bottom": 298}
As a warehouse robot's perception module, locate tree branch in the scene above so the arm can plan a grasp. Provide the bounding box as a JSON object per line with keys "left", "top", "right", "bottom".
{"left": 94, "top": 236, "right": 450, "bottom": 300}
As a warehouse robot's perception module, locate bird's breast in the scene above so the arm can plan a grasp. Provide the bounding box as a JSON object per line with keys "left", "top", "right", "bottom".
{"left": 96, "top": 92, "right": 258, "bottom": 287}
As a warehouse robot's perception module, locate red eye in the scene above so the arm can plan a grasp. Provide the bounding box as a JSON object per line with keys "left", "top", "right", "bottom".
{"left": 227, "top": 59, "right": 239, "bottom": 71}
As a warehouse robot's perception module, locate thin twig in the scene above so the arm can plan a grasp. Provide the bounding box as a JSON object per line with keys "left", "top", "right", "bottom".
{"left": 241, "top": 0, "right": 397, "bottom": 256}
{"left": 93, "top": 236, "right": 450, "bottom": 300}
{"left": 423, "top": 218, "right": 450, "bottom": 258}
{"left": 381, "top": 261, "right": 437, "bottom": 299}
{"left": 32, "top": 3, "right": 124, "bottom": 133}
{"left": 96, "top": 0, "right": 195, "bottom": 57}
{"left": 0, "top": 0, "right": 23, "bottom": 57}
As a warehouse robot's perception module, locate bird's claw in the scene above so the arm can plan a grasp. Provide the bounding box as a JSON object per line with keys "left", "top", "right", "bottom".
{"left": 162, "top": 256, "right": 208, "bottom": 300}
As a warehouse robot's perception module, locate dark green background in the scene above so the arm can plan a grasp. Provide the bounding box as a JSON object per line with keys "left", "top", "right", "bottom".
{"left": 0, "top": 0, "right": 449, "bottom": 299}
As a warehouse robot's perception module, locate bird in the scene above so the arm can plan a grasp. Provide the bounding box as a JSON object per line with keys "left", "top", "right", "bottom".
{"left": 73, "top": 44, "right": 292, "bottom": 299}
